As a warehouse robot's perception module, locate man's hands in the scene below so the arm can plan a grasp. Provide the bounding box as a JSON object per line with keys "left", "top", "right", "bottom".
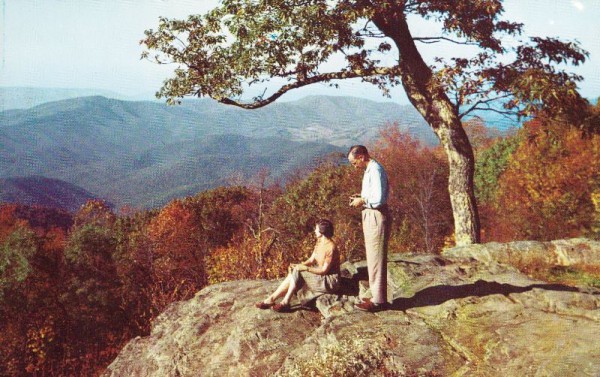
{"left": 349, "top": 194, "right": 365, "bottom": 208}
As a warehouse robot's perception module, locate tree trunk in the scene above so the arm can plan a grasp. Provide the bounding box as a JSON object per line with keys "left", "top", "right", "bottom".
{"left": 432, "top": 105, "right": 481, "bottom": 245}
{"left": 373, "top": 9, "right": 481, "bottom": 245}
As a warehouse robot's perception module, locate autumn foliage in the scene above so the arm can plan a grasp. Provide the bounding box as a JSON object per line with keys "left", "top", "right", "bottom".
{"left": 374, "top": 124, "right": 454, "bottom": 253}
{"left": 2, "top": 103, "right": 600, "bottom": 375}
{"left": 481, "top": 115, "right": 600, "bottom": 241}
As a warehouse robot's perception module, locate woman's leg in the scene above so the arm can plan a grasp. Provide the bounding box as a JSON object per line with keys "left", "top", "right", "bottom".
{"left": 280, "top": 276, "right": 297, "bottom": 305}
{"left": 262, "top": 274, "right": 293, "bottom": 304}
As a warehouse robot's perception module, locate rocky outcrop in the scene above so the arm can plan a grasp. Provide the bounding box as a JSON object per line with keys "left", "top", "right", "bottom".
{"left": 104, "top": 239, "right": 600, "bottom": 377}
{"left": 443, "top": 238, "right": 600, "bottom": 268}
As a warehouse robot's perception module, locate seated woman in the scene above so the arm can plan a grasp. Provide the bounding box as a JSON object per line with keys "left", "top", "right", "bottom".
{"left": 255, "top": 219, "right": 341, "bottom": 312}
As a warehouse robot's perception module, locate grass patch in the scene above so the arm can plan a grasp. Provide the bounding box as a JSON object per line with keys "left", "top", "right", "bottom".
{"left": 282, "top": 336, "right": 387, "bottom": 377}
{"left": 546, "top": 265, "right": 600, "bottom": 288}
{"left": 281, "top": 334, "right": 444, "bottom": 377}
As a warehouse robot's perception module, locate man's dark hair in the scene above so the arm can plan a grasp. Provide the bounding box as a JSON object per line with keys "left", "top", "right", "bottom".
{"left": 348, "top": 145, "right": 369, "bottom": 158}
{"left": 317, "top": 219, "right": 334, "bottom": 238}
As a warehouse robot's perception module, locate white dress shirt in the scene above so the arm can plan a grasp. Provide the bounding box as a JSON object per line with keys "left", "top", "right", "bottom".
{"left": 361, "top": 159, "right": 389, "bottom": 209}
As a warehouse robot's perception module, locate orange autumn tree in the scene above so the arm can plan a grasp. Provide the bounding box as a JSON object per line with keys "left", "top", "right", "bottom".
{"left": 147, "top": 199, "right": 211, "bottom": 309}
{"left": 147, "top": 186, "right": 253, "bottom": 307}
{"left": 374, "top": 124, "right": 454, "bottom": 253}
{"left": 0, "top": 204, "right": 20, "bottom": 242}
{"left": 492, "top": 115, "right": 600, "bottom": 241}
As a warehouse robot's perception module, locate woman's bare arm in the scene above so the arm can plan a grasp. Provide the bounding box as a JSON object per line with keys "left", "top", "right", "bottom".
{"left": 299, "top": 245, "right": 333, "bottom": 275}
{"left": 305, "top": 260, "right": 330, "bottom": 275}
{"left": 290, "top": 252, "right": 315, "bottom": 272}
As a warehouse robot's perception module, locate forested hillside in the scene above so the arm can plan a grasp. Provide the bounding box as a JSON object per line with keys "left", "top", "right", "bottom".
{"left": 0, "top": 177, "right": 99, "bottom": 212}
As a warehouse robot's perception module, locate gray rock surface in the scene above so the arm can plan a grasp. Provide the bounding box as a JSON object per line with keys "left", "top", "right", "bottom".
{"left": 443, "top": 238, "right": 600, "bottom": 268}
{"left": 104, "top": 240, "right": 600, "bottom": 376}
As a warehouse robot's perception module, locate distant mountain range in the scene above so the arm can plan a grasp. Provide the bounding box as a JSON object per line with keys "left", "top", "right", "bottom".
{"left": 0, "top": 87, "right": 148, "bottom": 111}
{"left": 1, "top": 93, "right": 436, "bottom": 210}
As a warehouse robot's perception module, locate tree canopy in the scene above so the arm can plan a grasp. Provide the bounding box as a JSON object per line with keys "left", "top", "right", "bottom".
{"left": 142, "top": 0, "right": 587, "bottom": 117}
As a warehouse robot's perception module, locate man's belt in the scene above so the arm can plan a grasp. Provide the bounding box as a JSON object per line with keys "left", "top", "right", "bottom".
{"left": 364, "top": 204, "right": 388, "bottom": 211}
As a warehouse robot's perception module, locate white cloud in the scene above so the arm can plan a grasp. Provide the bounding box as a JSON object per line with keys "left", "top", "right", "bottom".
{"left": 571, "top": 0, "right": 585, "bottom": 11}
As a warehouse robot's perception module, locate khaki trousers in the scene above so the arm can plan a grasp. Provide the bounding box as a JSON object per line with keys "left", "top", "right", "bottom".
{"left": 362, "top": 208, "right": 390, "bottom": 304}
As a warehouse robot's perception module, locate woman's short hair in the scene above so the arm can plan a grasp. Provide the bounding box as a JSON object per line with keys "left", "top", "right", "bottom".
{"left": 317, "top": 219, "right": 334, "bottom": 238}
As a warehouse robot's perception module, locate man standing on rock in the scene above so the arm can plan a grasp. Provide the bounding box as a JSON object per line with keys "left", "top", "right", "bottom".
{"left": 348, "top": 145, "right": 390, "bottom": 312}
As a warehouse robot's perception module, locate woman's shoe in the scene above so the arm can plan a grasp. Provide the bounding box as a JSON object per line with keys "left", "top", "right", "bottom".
{"left": 271, "top": 303, "right": 291, "bottom": 313}
{"left": 255, "top": 301, "right": 273, "bottom": 309}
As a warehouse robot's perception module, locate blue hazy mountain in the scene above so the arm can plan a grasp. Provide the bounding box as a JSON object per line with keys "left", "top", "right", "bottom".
{"left": 1, "top": 94, "right": 437, "bottom": 209}
{"left": 0, "top": 87, "right": 139, "bottom": 111}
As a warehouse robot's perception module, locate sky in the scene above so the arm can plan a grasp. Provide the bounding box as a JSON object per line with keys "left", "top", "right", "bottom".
{"left": 1, "top": 0, "right": 599, "bottom": 104}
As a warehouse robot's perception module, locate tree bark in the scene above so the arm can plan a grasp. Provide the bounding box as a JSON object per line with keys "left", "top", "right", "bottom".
{"left": 373, "top": 8, "right": 481, "bottom": 245}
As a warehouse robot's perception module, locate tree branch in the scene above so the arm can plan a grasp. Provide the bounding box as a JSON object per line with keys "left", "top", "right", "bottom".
{"left": 356, "top": 31, "right": 388, "bottom": 38}
{"left": 462, "top": 106, "right": 520, "bottom": 121}
{"left": 414, "top": 37, "right": 478, "bottom": 46}
{"left": 218, "top": 66, "right": 402, "bottom": 109}
{"left": 459, "top": 93, "right": 513, "bottom": 119}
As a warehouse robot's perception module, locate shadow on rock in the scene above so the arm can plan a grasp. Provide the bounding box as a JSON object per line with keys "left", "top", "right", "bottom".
{"left": 389, "top": 280, "right": 583, "bottom": 311}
